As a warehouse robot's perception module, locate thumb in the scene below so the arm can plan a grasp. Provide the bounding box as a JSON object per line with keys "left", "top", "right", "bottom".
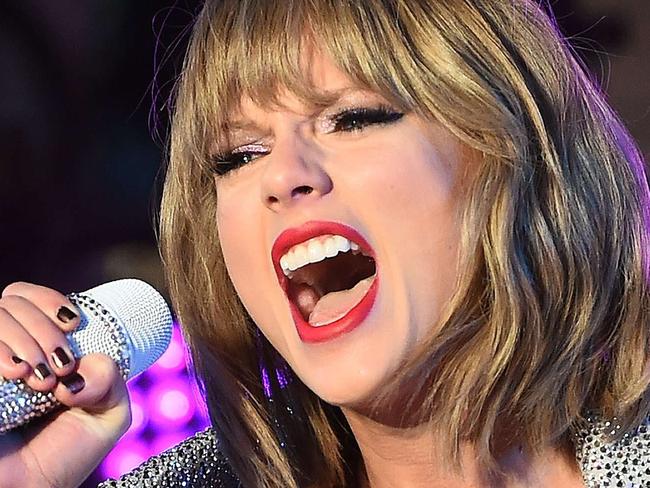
{"left": 53, "top": 353, "right": 131, "bottom": 437}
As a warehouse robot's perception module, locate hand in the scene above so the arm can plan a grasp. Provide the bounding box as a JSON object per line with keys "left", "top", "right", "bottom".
{"left": 0, "top": 282, "right": 131, "bottom": 488}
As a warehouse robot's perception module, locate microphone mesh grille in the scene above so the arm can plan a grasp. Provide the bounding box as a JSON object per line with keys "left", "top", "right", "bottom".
{"left": 80, "top": 279, "right": 172, "bottom": 377}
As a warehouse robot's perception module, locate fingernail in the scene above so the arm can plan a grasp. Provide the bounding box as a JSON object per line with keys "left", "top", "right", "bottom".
{"left": 51, "top": 347, "right": 71, "bottom": 369}
{"left": 61, "top": 372, "right": 85, "bottom": 394}
{"left": 11, "top": 356, "right": 23, "bottom": 364}
{"left": 56, "top": 306, "right": 77, "bottom": 323}
{"left": 34, "top": 363, "right": 52, "bottom": 381}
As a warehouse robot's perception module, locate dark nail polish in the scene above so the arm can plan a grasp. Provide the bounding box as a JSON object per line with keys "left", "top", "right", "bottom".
{"left": 11, "top": 356, "right": 23, "bottom": 364}
{"left": 61, "top": 372, "right": 85, "bottom": 394}
{"left": 56, "top": 306, "right": 77, "bottom": 323}
{"left": 51, "top": 347, "right": 71, "bottom": 369}
{"left": 34, "top": 363, "right": 52, "bottom": 381}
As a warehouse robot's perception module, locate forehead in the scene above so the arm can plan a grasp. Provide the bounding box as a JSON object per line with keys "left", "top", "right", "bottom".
{"left": 228, "top": 52, "right": 362, "bottom": 125}
{"left": 305, "top": 51, "right": 353, "bottom": 89}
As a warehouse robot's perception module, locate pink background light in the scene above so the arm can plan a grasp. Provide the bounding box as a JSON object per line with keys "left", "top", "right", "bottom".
{"left": 123, "top": 389, "right": 148, "bottom": 437}
{"left": 150, "top": 428, "right": 196, "bottom": 454}
{"left": 101, "top": 440, "right": 151, "bottom": 480}
{"left": 99, "top": 322, "right": 208, "bottom": 480}
{"left": 147, "top": 378, "right": 196, "bottom": 427}
{"left": 149, "top": 325, "right": 187, "bottom": 374}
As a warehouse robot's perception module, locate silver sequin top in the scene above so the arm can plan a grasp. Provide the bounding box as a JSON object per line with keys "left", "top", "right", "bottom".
{"left": 98, "top": 414, "right": 650, "bottom": 487}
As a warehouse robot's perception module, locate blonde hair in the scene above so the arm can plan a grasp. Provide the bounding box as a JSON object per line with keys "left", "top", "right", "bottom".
{"left": 159, "top": 0, "right": 650, "bottom": 485}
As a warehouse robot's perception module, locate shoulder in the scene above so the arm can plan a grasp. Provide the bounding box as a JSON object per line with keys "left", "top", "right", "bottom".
{"left": 98, "top": 428, "right": 242, "bottom": 488}
{"left": 574, "top": 413, "right": 650, "bottom": 487}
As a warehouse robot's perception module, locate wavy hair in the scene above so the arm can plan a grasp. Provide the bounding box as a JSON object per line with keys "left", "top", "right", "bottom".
{"left": 159, "top": 0, "right": 650, "bottom": 485}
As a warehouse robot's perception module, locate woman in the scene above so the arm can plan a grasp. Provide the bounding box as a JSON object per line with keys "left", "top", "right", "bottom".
{"left": 0, "top": 0, "right": 648, "bottom": 486}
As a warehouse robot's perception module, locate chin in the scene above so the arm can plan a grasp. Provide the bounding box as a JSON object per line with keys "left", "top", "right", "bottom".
{"left": 294, "top": 360, "right": 394, "bottom": 409}
{"left": 312, "top": 387, "right": 375, "bottom": 409}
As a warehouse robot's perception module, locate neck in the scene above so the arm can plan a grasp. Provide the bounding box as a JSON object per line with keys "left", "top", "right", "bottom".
{"left": 341, "top": 408, "right": 585, "bottom": 488}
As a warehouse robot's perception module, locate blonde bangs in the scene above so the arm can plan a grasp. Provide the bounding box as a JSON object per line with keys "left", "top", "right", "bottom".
{"left": 182, "top": 1, "right": 404, "bottom": 157}
{"left": 178, "top": 0, "right": 521, "bottom": 163}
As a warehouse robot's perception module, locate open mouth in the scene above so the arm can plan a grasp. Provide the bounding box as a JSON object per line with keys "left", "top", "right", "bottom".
{"left": 272, "top": 222, "right": 379, "bottom": 343}
{"left": 285, "top": 246, "right": 376, "bottom": 327}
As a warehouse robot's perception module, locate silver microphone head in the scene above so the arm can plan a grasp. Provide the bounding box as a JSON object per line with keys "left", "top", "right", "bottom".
{"left": 68, "top": 279, "right": 173, "bottom": 378}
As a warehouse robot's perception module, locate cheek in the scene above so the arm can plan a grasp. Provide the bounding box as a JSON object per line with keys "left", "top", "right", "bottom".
{"left": 216, "top": 196, "right": 247, "bottom": 275}
{"left": 353, "top": 137, "right": 465, "bottom": 332}
{"left": 216, "top": 187, "right": 289, "bottom": 348}
{"left": 216, "top": 189, "right": 264, "bottom": 307}
{"left": 351, "top": 137, "right": 462, "bottom": 237}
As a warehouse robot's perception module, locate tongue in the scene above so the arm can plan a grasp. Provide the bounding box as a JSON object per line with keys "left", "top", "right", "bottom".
{"left": 307, "top": 275, "right": 374, "bottom": 327}
{"left": 289, "top": 283, "right": 320, "bottom": 319}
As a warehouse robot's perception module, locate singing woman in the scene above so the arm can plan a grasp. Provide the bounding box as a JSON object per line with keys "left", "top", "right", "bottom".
{"left": 0, "top": 1, "right": 648, "bottom": 486}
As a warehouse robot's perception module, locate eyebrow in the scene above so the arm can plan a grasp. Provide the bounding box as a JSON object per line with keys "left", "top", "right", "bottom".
{"left": 223, "top": 119, "right": 264, "bottom": 133}
{"left": 223, "top": 87, "right": 363, "bottom": 132}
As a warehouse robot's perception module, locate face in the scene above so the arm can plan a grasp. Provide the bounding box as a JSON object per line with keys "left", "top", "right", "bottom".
{"left": 214, "top": 52, "right": 473, "bottom": 410}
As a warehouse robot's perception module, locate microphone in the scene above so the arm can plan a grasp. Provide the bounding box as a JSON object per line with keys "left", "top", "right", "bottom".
{"left": 0, "top": 279, "right": 173, "bottom": 433}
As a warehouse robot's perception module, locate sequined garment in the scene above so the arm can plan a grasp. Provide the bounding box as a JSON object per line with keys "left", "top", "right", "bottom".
{"left": 99, "top": 414, "right": 650, "bottom": 487}
{"left": 574, "top": 414, "right": 650, "bottom": 487}
{"left": 98, "top": 429, "right": 241, "bottom": 488}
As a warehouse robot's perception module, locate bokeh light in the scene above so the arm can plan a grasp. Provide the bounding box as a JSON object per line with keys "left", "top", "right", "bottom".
{"left": 101, "top": 439, "right": 151, "bottom": 481}
{"left": 149, "top": 325, "right": 187, "bottom": 374}
{"left": 99, "top": 322, "right": 207, "bottom": 480}
{"left": 124, "top": 389, "right": 148, "bottom": 438}
{"left": 150, "top": 428, "right": 196, "bottom": 454}
{"left": 148, "top": 378, "right": 196, "bottom": 427}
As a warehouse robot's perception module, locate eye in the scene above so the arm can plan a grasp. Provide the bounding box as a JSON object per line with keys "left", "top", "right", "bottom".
{"left": 329, "top": 105, "right": 404, "bottom": 133}
{"left": 210, "top": 144, "right": 268, "bottom": 176}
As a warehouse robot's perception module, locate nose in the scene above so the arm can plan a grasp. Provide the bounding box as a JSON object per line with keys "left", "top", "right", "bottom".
{"left": 261, "top": 135, "right": 333, "bottom": 211}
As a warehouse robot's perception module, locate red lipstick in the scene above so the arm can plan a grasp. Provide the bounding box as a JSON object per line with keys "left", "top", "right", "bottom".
{"left": 271, "top": 221, "right": 379, "bottom": 343}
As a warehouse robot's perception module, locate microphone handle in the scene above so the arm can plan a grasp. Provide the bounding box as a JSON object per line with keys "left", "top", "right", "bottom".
{"left": 0, "top": 292, "right": 133, "bottom": 434}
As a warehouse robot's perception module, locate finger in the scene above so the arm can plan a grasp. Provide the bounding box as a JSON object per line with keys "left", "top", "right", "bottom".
{"left": 52, "top": 354, "right": 127, "bottom": 412}
{"left": 2, "top": 281, "right": 80, "bottom": 332}
{"left": 0, "top": 340, "right": 32, "bottom": 380}
{"left": 0, "top": 307, "right": 57, "bottom": 391}
{"left": 0, "top": 295, "right": 77, "bottom": 377}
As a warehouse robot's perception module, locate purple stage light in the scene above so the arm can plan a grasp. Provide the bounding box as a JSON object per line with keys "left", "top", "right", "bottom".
{"left": 161, "top": 389, "right": 190, "bottom": 418}
{"left": 194, "top": 410, "right": 211, "bottom": 430}
{"left": 147, "top": 378, "right": 196, "bottom": 428}
{"left": 149, "top": 323, "right": 188, "bottom": 375}
{"left": 101, "top": 438, "right": 151, "bottom": 480}
{"left": 150, "top": 428, "right": 195, "bottom": 454}
{"left": 99, "top": 321, "right": 210, "bottom": 480}
{"left": 122, "top": 388, "right": 148, "bottom": 437}
{"left": 276, "top": 366, "right": 289, "bottom": 388}
{"left": 261, "top": 366, "right": 271, "bottom": 398}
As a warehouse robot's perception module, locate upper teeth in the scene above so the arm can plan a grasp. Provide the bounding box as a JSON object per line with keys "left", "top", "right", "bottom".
{"left": 279, "top": 234, "right": 360, "bottom": 277}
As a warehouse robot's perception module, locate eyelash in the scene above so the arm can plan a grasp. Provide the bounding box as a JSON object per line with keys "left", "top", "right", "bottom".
{"left": 210, "top": 105, "right": 405, "bottom": 176}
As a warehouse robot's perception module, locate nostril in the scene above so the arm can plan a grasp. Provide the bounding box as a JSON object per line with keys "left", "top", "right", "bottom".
{"left": 292, "top": 186, "right": 314, "bottom": 198}
{"left": 266, "top": 185, "right": 315, "bottom": 206}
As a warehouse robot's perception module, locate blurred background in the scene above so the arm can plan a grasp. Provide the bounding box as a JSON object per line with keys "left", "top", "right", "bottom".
{"left": 0, "top": 0, "right": 647, "bottom": 486}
